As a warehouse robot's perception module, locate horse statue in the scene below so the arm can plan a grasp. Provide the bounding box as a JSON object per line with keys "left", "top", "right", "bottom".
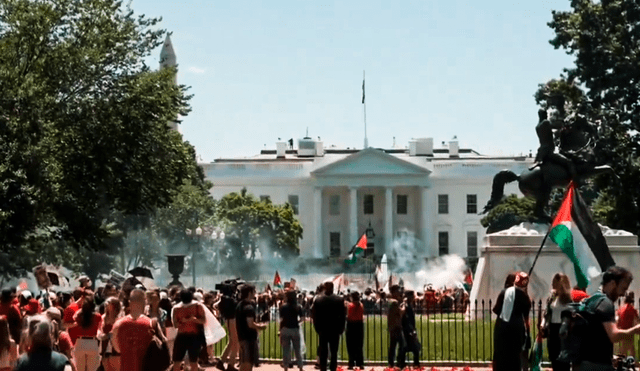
{"left": 481, "top": 112, "right": 617, "bottom": 222}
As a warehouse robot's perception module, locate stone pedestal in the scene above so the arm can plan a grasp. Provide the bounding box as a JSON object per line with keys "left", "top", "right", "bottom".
{"left": 470, "top": 223, "right": 639, "bottom": 305}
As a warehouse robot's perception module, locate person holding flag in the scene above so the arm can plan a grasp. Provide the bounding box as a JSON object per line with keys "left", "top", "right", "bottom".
{"left": 273, "top": 271, "right": 283, "bottom": 290}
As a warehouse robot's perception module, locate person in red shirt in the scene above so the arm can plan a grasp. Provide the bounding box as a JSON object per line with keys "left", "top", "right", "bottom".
{"left": 72, "top": 293, "right": 101, "bottom": 371}
{"left": 171, "top": 289, "right": 206, "bottom": 371}
{"left": 97, "top": 297, "right": 121, "bottom": 371}
{"left": 0, "top": 289, "right": 22, "bottom": 345}
{"left": 345, "top": 291, "right": 364, "bottom": 369}
{"left": 112, "top": 289, "right": 161, "bottom": 371}
{"left": 617, "top": 291, "right": 639, "bottom": 357}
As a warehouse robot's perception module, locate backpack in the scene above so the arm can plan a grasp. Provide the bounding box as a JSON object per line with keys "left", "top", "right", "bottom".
{"left": 557, "top": 292, "right": 607, "bottom": 364}
{"left": 142, "top": 318, "right": 171, "bottom": 371}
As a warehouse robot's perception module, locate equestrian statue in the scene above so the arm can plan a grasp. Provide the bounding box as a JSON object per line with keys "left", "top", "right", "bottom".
{"left": 481, "top": 108, "right": 617, "bottom": 223}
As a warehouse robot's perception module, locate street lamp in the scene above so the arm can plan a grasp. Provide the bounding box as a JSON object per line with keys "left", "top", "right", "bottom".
{"left": 211, "top": 230, "right": 226, "bottom": 275}
{"left": 185, "top": 227, "right": 203, "bottom": 287}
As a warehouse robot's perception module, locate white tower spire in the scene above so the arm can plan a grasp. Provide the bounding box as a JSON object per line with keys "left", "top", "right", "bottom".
{"left": 159, "top": 35, "right": 179, "bottom": 131}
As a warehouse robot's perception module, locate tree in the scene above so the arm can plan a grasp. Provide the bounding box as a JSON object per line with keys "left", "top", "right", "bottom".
{"left": 0, "top": 0, "right": 195, "bottom": 280}
{"left": 536, "top": 0, "right": 640, "bottom": 236}
{"left": 481, "top": 194, "right": 537, "bottom": 234}
{"left": 214, "top": 188, "right": 303, "bottom": 264}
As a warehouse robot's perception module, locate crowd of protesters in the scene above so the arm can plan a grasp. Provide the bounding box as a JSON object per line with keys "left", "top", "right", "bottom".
{"left": 0, "top": 272, "right": 472, "bottom": 371}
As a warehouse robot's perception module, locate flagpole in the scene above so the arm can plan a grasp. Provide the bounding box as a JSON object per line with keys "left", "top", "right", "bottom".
{"left": 528, "top": 227, "right": 552, "bottom": 277}
{"left": 363, "top": 70, "right": 368, "bottom": 148}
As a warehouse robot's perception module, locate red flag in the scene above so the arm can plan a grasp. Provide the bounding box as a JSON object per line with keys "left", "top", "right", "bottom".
{"left": 355, "top": 234, "right": 367, "bottom": 249}
{"left": 274, "top": 271, "right": 282, "bottom": 288}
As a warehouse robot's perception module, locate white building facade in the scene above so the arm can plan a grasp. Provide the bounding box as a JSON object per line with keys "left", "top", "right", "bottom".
{"left": 201, "top": 138, "right": 532, "bottom": 260}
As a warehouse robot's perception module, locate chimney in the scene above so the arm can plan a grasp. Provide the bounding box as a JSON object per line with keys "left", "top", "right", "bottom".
{"left": 315, "top": 140, "right": 324, "bottom": 157}
{"left": 276, "top": 140, "right": 287, "bottom": 158}
{"left": 410, "top": 138, "right": 434, "bottom": 156}
{"left": 449, "top": 140, "right": 459, "bottom": 157}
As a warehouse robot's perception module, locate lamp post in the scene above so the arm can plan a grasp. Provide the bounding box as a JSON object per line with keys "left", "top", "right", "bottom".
{"left": 185, "top": 227, "right": 203, "bottom": 287}
{"left": 211, "top": 230, "right": 226, "bottom": 275}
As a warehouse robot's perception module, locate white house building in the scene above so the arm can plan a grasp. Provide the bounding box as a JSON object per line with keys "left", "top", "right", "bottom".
{"left": 201, "top": 137, "right": 532, "bottom": 260}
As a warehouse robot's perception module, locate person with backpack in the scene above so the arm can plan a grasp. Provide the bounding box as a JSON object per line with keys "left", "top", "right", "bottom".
{"left": 577, "top": 266, "right": 640, "bottom": 370}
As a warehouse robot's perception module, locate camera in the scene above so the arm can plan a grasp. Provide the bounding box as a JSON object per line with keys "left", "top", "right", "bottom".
{"left": 215, "top": 278, "right": 245, "bottom": 297}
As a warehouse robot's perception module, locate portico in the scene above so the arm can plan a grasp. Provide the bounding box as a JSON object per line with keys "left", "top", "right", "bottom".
{"left": 311, "top": 148, "right": 432, "bottom": 257}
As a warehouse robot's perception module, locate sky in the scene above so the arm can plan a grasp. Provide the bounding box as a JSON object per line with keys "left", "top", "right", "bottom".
{"left": 130, "top": 0, "right": 575, "bottom": 162}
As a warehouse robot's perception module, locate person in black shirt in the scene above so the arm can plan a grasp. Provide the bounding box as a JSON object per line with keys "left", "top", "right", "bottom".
{"left": 279, "top": 290, "right": 304, "bottom": 371}
{"left": 236, "top": 284, "right": 266, "bottom": 371}
{"left": 311, "top": 282, "right": 346, "bottom": 371}
{"left": 580, "top": 266, "right": 640, "bottom": 370}
{"left": 402, "top": 290, "right": 420, "bottom": 368}
{"left": 216, "top": 290, "right": 239, "bottom": 371}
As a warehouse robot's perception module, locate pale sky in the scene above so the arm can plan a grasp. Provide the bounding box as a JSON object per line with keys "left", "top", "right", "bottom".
{"left": 131, "top": 0, "right": 574, "bottom": 162}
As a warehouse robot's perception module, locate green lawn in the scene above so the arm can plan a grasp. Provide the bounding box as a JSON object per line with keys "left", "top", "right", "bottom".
{"left": 210, "top": 314, "right": 496, "bottom": 362}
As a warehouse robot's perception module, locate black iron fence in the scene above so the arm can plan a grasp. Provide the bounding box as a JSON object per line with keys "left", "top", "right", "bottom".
{"left": 208, "top": 299, "right": 554, "bottom": 363}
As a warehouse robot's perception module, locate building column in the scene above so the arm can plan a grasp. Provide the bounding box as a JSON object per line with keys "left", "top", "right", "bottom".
{"left": 385, "top": 187, "right": 393, "bottom": 254}
{"left": 421, "top": 186, "right": 433, "bottom": 256}
{"left": 314, "top": 187, "right": 323, "bottom": 258}
{"left": 349, "top": 187, "right": 358, "bottom": 246}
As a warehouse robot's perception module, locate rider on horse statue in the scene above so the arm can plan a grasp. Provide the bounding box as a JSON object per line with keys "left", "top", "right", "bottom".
{"left": 530, "top": 108, "right": 579, "bottom": 183}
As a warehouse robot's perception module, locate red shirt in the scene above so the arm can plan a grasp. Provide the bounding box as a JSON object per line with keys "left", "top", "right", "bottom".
{"left": 58, "top": 331, "right": 73, "bottom": 354}
{"left": 0, "top": 303, "right": 22, "bottom": 342}
{"left": 571, "top": 289, "right": 589, "bottom": 303}
{"left": 172, "top": 303, "right": 204, "bottom": 335}
{"left": 618, "top": 303, "right": 638, "bottom": 329}
{"left": 63, "top": 302, "right": 80, "bottom": 324}
{"left": 113, "top": 315, "right": 153, "bottom": 371}
{"left": 70, "top": 312, "right": 102, "bottom": 343}
{"left": 347, "top": 302, "right": 364, "bottom": 322}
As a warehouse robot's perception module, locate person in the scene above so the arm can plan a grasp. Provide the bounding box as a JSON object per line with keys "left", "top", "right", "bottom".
{"left": 236, "top": 284, "right": 267, "bottom": 371}
{"left": 492, "top": 272, "right": 531, "bottom": 371}
{"left": 112, "top": 289, "right": 163, "bottom": 371}
{"left": 0, "top": 315, "right": 19, "bottom": 371}
{"left": 171, "top": 288, "right": 206, "bottom": 371}
{"left": 97, "top": 297, "right": 121, "bottom": 371}
{"left": 71, "top": 293, "right": 101, "bottom": 371}
{"left": 402, "top": 290, "right": 420, "bottom": 369}
{"left": 387, "top": 284, "right": 406, "bottom": 369}
{"left": 540, "top": 273, "right": 572, "bottom": 371}
{"left": 311, "top": 282, "right": 346, "bottom": 371}
{"left": 279, "top": 290, "right": 304, "bottom": 371}
{"left": 617, "top": 291, "right": 639, "bottom": 358}
{"left": 215, "top": 286, "right": 239, "bottom": 371}
{"left": 44, "top": 307, "right": 75, "bottom": 371}
{"left": 0, "top": 288, "right": 22, "bottom": 345}
{"left": 531, "top": 108, "right": 578, "bottom": 181}
{"left": 14, "top": 315, "right": 73, "bottom": 371}
{"left": 345, "top": 291, "right": 364, "bottom": 370}
{"left": 579, "top": 266, "right": 640, "bottom": 370}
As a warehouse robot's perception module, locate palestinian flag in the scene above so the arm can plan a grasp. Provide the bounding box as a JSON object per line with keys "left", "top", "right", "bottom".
{"left": 345, "top": 233, "right": 368, "bottom": 264}
{"left": 549, "top": 183, "right": 615, "bottom": 289}
{"left": 273, "top": 271, "right": 282, "bottom": 289}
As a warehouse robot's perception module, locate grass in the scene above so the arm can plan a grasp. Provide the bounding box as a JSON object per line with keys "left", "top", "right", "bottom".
{"left": 210, "top": 313, "right": 496, "bottom": 362}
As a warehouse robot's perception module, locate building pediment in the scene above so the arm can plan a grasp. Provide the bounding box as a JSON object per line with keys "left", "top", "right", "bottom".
{"left": 311, "top": 148, "right": 430, "bottom": 177}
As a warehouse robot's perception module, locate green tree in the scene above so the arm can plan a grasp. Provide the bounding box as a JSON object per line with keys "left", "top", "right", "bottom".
{"left": 214, "top": 188, "right": 303, "bottom": 265}
{"left": 481, "top": 194, "right": 537, "bottom": 234}
{"left": 536, "top": 0, "right": 640, "bottom": 236}
{"left": 0, "top": 0, "right": 195, "bottom": 280}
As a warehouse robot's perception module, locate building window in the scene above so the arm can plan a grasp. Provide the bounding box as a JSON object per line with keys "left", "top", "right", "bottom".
{"left": 260, "top": 195, "right": 270, "bottom": 202}
{"left": 329, "top": 195, "right": 340, "bottom": 215}
{"left": 288, "top": 195, "right": 299, "bottom": 215}
{"left": 330, "top": 232, "right": 341, "bottom": 257}
{"left": 438, "top": 231, "right": 449, "bottom": 256}
{"left": 467, "top": 194, "right": 477, "bottom": 214}
{"left": 364, "top": 194, "right": 374, "bottom": 215}
{"left": 467, "top": 231, "right": 478, "bottom": 257}
{"left": 397, "top": 195, "right": 408, "bottom": 215}
{"left": 438, "top": 194, "right": 448, "bottom": 214}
